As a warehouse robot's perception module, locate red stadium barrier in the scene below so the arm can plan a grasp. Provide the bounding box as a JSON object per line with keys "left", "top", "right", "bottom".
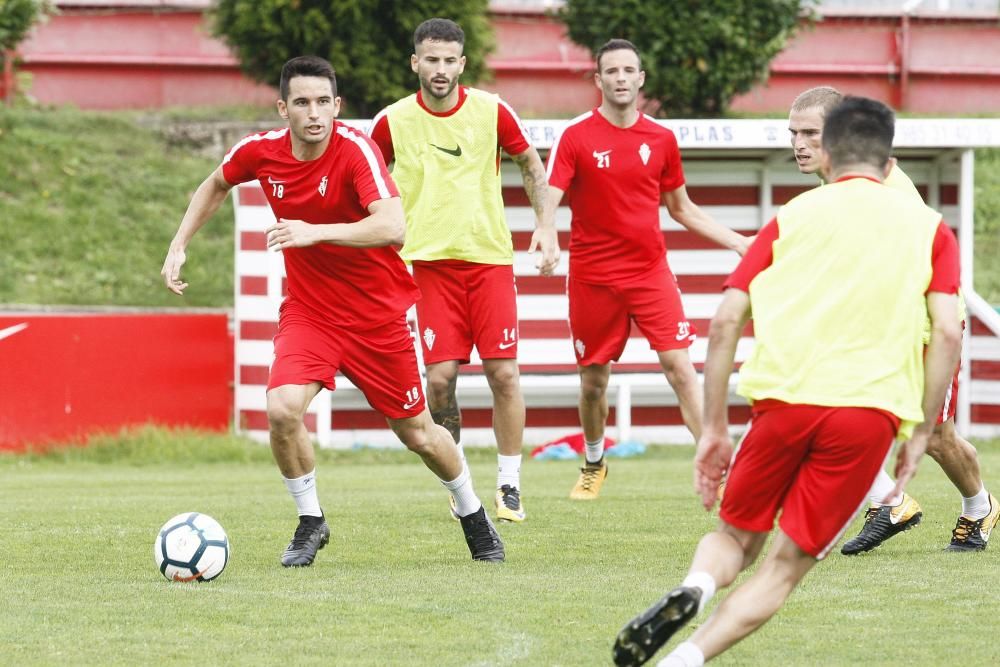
{"left": 0, "top": 311, "right": 232, "bottom": 451}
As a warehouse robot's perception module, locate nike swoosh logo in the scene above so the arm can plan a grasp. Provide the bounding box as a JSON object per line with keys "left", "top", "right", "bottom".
{"left": 498, "top": 341, "right": 517, "bottom": 350}
{"left": 430, "top": 143, "right": 462, "bottom": 157}
{"left": 267, "top": 176, "right": 284, "bottom": 184}
{"left": 402, "top": 399, "right": 421, "bottom": 410}
{"left": 0, "top": 323, "right": 28, "bottom": 341}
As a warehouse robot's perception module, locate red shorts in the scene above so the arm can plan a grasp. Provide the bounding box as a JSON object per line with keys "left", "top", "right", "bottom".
{"left": 411, "top": 260, "right": 518, "bottom": 365}
{"left": 268, "top": 302, "right": 424, "bottom": 419}
{"left": 720, "top": 401, "right": 899, "bottom": 559}
{"left": 568, "top": 264, "right": 695, "bottom": 366}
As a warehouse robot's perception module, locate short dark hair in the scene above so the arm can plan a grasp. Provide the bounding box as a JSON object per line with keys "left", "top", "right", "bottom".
{"left": 279, "top": 56, "right": 337, "bottom": 101}
{"left": 822, "top": 96, "right": 895, "bottom": 170}
{"left": 596, "top": 38, "right": 641, "bottom": 71}
{"left": 414, "top": 18, "right": 465, "bottom": 48}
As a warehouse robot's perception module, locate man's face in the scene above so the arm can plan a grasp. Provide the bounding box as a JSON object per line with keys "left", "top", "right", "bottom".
{"left": 788, "top": 106, "right": 825, "bottom": 175}
{"left": 277, "top": 76, "right": 340, "bottom": 146}
{"left": 595, "top": 49, "right": 644, "bottom": 108}
{"left": 412, "top": 40, "right": 465, "bottom": 100}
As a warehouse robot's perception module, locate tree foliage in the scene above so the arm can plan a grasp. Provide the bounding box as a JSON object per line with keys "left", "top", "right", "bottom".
{"left": 0, "top": 0, "right": 54, "bottom": 52}
{"left": 212, "top": 0, "right": 494, "bottom": 118}
{"left": 559, "top": 0, "right": 815, "bottom": 117}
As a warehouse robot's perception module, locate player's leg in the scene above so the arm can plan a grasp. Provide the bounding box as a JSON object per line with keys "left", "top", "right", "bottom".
{"left": 412, "top": 262, "right": 473, "bottom": 446}
{"left": 678, "top": 530, "right": 817, "bottom": 665}
{"left": 568, "top": 277, "right": 628, "bottom": 499}
{"left": 389, "top": 410, "right": 504, "bottom": 561}
{"left": 657, "top": 349, "right": 702, "bottom": 441}
{"left": 342, "top": 315, "right": 504, "bottom": 561}
{"left": 469, "top": 264, "right": 527, "bottom": 521}
{"left": 567, "top": 362, "right": 611, "bottom": 499}
{"left": 614, "top": 407, "right": 795, "bottom": 666}
{"left": 267, "top": 382, "right": 331, "bottom": 567}
{"left": 266, "top": 311, "right": 338, "bottom": 567}
{"left": 613, "top": 522, "right": 768, "bottom": 667}
{"left": 425, "top": 360, "right": 462, "bottom": 443}
{"left": 483, "top": 358, "right": 527, "bottom": 521}
{"left": 628, "top": 264, "right": 701, "bottom": 441}
{"left": 929, "top": 419, "right": 999, "bottom": 550}
{"left": 412, "top": 262, "right": 475, "bottom": 518}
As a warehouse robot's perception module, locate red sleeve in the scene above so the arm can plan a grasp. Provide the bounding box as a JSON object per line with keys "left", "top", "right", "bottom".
{"left": 347, "top": 132, "right": 399, "bottom": 209}
{"left": 546, "top": 126, "right": 577, "bottom": 191}
{"left": 220, "top": 134, "right": 261, "bottom": 185}
{"left": 367, "top": 112, "right": 394, "bottom": 164}
{"left": 927, "top": 221, "right": 960, "bottom": 294}
{"left": 724, "top": 219, "right": 780, "bottom": 292}
{"left": 497, "top": 98, "right": 530, "bottom": 156}
{"left": 659, "top": 130, "right": 686, "bottom": 193}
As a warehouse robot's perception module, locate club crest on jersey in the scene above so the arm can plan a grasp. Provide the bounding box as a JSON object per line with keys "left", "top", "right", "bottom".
{"left": 318, "top": 176, "right": 328, "bottom": 197}
{"left": 639, "top": 143, "right": 651, "bottom": 165}
{"left": 593, "top": 149, "right": 612, "bottom": 169}
{"left": 423, "top": 327, "right": 436, "bottom": 350}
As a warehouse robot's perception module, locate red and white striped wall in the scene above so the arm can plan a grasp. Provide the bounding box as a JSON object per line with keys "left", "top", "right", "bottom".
{"left": 234, "top": 119, "right": 1000, "bottom": 447}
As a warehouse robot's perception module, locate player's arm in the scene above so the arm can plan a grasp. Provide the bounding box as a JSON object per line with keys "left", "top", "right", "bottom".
{"left": 267, "top": 197, "right": 406, "bottom": 250}
{"left": 161, "top": 166, "right": 234, "bottom": 295}
{"left": 695, "top": 288, "right": 751, "bottom": 510}
{"left": 662, "top": 185, "right": 752, "bottom": 256}
{"left": 889, "top": 290, "right": 963, "bottom": 497}
{"left": 510, "top": 146, "right": 559, "bottom": 276}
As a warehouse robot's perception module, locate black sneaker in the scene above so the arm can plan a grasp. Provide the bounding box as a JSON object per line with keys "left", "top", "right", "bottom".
{"left": 613, "top": 587, "right": 701, "bottom": 667}
{"left": 946, "top": 494, "right": 1000, "bottom": 551}
{"left": 459, "top": 505, "right": 505, "bottom": 562}
{"left": 281, "top": 514, "right": 330, "bottom": 567}
{"left": 840, "top": 493, "right": 922, "bottom": 555}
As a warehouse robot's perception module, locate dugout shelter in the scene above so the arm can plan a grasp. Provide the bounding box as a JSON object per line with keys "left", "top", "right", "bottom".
{"left": 233, "top": 118, "right": 1000, "bottom": 447}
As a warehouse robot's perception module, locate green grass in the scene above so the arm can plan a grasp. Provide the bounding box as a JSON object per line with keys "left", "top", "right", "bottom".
{"left": 0, "top": 106, "right": 235, "bottom": 307}
{"left": 2, "top": 106, "right": 999, "bottom": 308}
{"left": 2, "top": 431, "right": 999, "bottom": 666}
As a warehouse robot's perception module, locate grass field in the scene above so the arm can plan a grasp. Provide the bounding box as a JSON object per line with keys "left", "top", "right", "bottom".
{"left": 3, "top": 431, "right": 999, "bottom": 666}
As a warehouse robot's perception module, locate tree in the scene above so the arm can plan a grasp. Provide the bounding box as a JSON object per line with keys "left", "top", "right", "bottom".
{"left": 559, "top": 0, "right": 815, "bottom": 117}
{"left": 0, "top": 0, "right": 55, "bottom": 101}
{"left": 212, "top": 0, "right": 494, "bottom": 118}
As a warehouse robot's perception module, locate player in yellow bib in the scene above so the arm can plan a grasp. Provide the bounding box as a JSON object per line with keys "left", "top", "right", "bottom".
{"left": 788, "top": 86, "right": 997, "bottom": 553}
{"left": 369, "top": 18, "right": 558, "bottom": 524}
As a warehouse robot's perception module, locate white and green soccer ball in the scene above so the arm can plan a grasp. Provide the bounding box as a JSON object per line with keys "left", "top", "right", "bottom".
{"left": 154, "top": 512, "right": 230, "bottom": 582}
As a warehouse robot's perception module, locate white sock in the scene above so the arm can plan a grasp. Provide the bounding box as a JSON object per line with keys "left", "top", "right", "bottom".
{"left": 585, "top": 435, "right": 605, "bottom": 464}
{"left": 682, "top": 571, "right": 717, "bottom": 614}
{"left": 441, "top": 463, "right": 482, "bottom": 517}
{"left": 868, "top": 469, "right": 900, "bottom": 506}
{"left": 497, "top": 454, "right": 522, "bottom": 489}
{"left": 657, "top": 642, "right": 704, "bottom": 667}
{"left": 962, "top": 485, "right": 991, "bottom": 519}
{"left": 283, "top": 469, "right": 322, "bottom": 517}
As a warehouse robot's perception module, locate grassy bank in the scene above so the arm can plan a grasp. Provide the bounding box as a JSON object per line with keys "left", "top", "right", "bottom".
{"left": 2, "top": 105, "right": 999, "bottom": 307}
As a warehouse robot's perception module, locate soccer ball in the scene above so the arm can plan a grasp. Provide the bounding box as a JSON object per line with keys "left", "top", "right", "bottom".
{"left": 154, "top": 512, "right": 230, "bottom": 582}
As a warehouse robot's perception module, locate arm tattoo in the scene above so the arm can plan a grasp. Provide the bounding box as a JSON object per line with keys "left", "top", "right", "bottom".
{"left": 511, "top": 150, "right": 549, "bottom": 220}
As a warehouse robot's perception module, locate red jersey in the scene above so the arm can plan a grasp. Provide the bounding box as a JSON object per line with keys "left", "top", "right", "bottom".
{"left": 367, "top": 86, "right": 530, "bottom": 164}
{"left": 222, "top": 122, "right": 419, "bottom": 329}
{"left": 546, "top": 110, "right": 686, "bottom": 284}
